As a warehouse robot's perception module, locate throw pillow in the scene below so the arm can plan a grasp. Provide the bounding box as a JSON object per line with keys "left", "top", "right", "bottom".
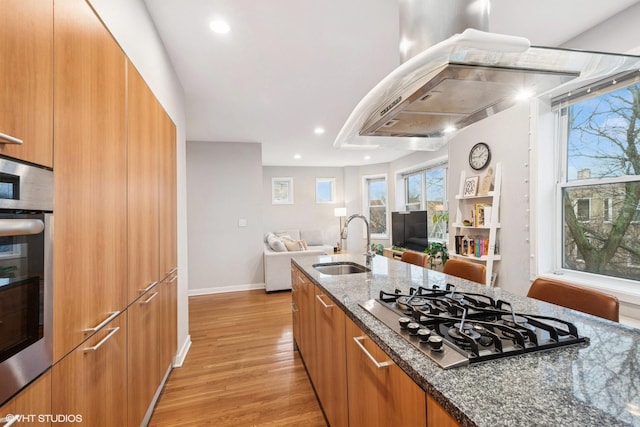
{"left": 282, "top": 237, "right": 305, "bottom": 252}
{"left": 267, "top": 234, "right": 287, "bottom": 252}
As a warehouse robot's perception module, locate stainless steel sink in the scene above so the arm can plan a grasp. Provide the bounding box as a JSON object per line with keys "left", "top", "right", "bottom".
{"left": 312, "top": 262, "right": 370, "bottom": 275}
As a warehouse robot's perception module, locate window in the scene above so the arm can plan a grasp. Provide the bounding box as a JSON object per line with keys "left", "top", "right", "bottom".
{"left": 364, "top": 175, "right": 388, "bottom": 238}
{"left": 400, "top": 163, "right": 448, "bottom": 239}
{"left": 557, "top": 81, "right": 640, "bottom": 282}
{"left": 315, "top": 178, "right": 336, "bottom": 204}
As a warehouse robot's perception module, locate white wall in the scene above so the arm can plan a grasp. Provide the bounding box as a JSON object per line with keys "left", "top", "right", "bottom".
{"left": 87, "top": 0, "right": 190, "bottom": 364}
{"left": 263, "top": 166, "right": 345, "bottom": 247}
{"left": 187, "top": 142, "right": 264, "bottom": 294}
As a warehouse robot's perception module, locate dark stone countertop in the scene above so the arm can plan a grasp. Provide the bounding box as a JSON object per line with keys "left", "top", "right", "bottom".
{"left": 292, "top": 253, "right": 640, "bottom": 427}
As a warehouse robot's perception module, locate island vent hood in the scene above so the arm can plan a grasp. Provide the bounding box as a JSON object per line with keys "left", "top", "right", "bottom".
{"left": 334, "top": 0, "right": 640, "bottom": 151}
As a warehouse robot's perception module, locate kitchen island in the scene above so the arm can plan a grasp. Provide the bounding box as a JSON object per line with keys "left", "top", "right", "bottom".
{"left": 292, "top": 253, "right": 640, "bottom": 427}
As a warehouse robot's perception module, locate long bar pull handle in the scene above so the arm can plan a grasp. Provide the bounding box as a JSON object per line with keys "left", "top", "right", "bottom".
{"left": 169, "top": 275, "right": 178, "bottom": 283}
{"left": 0, "top": 132, "right": 23, "bottom": 145}
{"left": 83, "top": 311, "right": 120, "bottom": 334}
{"left": 83, "top": 327, "right": 120, "bottom": 353}
{"left": 140, "top": 291, "right": 159, "bottom": 305}
{"left": 0, "top": 219, "right": 44, "bottom": 237}
{"left": 0, "top": 415, "right": 17, "bottom": 426}
{"left": 166, "top": 267, "right": 177, "bottom": 277}
{"left": 315, "top": 294, "right": 335, "bottom": 309}
{"left": 139, "top": 280, "right": 159, "bottom": 294}
{"left": 353, "top": 336, "right": 392, "bottom": 369}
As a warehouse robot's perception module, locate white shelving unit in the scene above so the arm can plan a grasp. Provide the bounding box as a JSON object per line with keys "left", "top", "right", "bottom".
{"left": 450, "top": 162, "right": 502, "bottom": 286}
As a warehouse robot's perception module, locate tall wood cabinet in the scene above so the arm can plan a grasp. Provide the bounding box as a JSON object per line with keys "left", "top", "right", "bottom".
{"left": 52, "top": 0, "right": 128, "bottom": 361}
{"left": 159, "top": 108, "right": 178, "bottom": 278}
{"left": 0, "top": 0, "right": 53, "bottom": 167}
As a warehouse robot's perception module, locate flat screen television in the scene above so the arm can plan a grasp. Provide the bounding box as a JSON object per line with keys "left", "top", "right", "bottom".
{"left": 391, "top": 210, "right": 428, "bottom": 252}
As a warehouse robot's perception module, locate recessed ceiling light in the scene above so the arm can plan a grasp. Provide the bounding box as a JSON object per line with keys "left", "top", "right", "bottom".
{"left": 443, "top": 126, "right": 456, "bottom": 134}
{"left": 294, "top": 154, "right": 302, "bottom": 160}
{"left": 364, "top": 155, "right": 371, "bottom": 160}
{"left": 515, "top": 89, "right": 534, "bottom": 101}
{"left": 314, "top": 127, "right": 325, "bottom": 135}
{"left": 209, "top": 19, "right": 230, "bottom": 34}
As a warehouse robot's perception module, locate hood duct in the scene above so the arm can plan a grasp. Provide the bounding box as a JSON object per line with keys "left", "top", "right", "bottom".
{"left": 334, "top": 3, "right": 640, "bottom": 151}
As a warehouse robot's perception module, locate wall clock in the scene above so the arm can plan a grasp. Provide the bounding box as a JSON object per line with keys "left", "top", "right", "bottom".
{"left": 469, "top": 142, "right": 491, "bottom": 171}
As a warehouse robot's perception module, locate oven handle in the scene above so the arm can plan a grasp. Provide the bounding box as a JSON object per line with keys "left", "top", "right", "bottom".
{"left": 353, "top": 336, "right": 393, "bottom": 369}
{"left": 0, "top": 219, "right": 44, "bottom": 237}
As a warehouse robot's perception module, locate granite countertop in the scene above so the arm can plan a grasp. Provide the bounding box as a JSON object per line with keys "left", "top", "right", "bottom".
{"left": 292, "top": 253, "right": 640, "bottom": 427}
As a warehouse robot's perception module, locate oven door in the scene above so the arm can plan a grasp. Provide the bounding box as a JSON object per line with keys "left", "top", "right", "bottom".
{"left": 0, "top": 212, "right": 52, "bottom": 405}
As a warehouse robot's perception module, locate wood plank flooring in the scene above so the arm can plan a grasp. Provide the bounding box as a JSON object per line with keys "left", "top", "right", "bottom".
{"left": 148, "top": 290, "right": 327, "bottom": 427}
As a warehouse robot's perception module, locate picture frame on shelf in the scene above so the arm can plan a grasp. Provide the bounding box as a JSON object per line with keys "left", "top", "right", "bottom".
{"left": 463, "top": 176, "right": 479, "bottom": 197}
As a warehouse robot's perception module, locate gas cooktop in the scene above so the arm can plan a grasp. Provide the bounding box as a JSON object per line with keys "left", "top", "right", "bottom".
{"left": 360, "top": 284, "right": 589, "bottom": 369}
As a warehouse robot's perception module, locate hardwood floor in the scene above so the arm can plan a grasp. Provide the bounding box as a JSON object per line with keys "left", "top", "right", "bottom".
{"left": 148, "top": 290, "right": 327, "bottom": 427}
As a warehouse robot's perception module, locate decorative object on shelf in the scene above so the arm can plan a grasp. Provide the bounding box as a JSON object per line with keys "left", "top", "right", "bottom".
{"left": 272, "top": 177, "right": 294, "bottom": 204}
{"left": 423, "top": 241, "right": 449, "bottom": 270}
{"left": 334, "top": 207, "right": 347, "bottom": 250}
{"left": 478, "top": 166, "right": 494, "bottom": 195}
{"left": 469, "top": 142, "right": 491, "bottom": 171}
{"left": 474, "top": 203, "right": 491, "bottom": 227}
{"left": 463, "top": 176, "right": 479, "bottom": 197}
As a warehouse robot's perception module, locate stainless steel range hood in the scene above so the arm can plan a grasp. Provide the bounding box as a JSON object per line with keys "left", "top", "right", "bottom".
{"left": 334, "top": 27, "right": 640, "bottom": 151}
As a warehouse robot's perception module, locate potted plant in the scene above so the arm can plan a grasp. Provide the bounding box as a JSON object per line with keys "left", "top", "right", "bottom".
{"left": 423, "top": 241, "right": 449, "bottom": 271}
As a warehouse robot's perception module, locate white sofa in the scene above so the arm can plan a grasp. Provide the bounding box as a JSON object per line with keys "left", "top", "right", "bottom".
{"left": 264, "top": 229, "right": 333, "bottom": 292}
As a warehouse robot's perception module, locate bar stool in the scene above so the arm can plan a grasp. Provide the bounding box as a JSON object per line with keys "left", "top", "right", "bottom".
{"left": 442, "top": 259, "right": 486, "bottom": 285}
{"left": 400, "top": 251, "right": 429, "bottom": 268}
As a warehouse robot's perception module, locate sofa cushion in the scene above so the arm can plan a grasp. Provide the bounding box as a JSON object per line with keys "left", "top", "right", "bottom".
{"left": 275, "top": 230, "right": 300, "bottom": 241}
{"left": 301, "top": 229, "right": 323, "bottom": 246}
{"left": 282, "top": 237, "right": 305, "bottom": 252}
{"left": 267, "top": 234, "right": 287, "bottom": 252}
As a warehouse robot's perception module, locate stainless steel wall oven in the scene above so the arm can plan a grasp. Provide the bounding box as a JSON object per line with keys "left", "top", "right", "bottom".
{"left": 0, "top": 157, "right": 53, "bottom": 405}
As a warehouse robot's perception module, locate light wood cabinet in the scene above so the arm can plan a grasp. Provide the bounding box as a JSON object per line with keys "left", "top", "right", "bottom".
{"left": 159, "top": 271, "right": 178, "bottom": 374}
{"left": 52, "top": 314, "right": 127, "bottom": 427}
{"left": 345, "top": 317, "right": 427, "bottom": 427}
{"left": 158, "top": 108, "right": 177, "bottom": 279}
{"left": 291, "top": 266, "right": 302, "bottom": 351}
{"left": 127, "top": 62, "right": 160, "bottom": 304}
{"left": 291, "top": 265, "right": 317, "bottom": 383}
{"left": 427, "top": 394, "right": 462, "bottom": 427}
{"left": 127, "top": 287, "right": 162, "bottom": 427}
{"left": 0, "top": 0, "right": 53, "bottom": 167}
{"left": 0, "top": 370, "right": 51, "bottom": 427}
{"left": 313, "top": 287, "right": 348, "bottom": 427}
{"left": 52, "top": 0, "right": 127, "bottom": 361}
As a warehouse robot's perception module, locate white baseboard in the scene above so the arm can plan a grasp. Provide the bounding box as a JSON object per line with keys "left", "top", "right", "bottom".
{"left": 173, "top": 335, "right": 192, "bottom": 368}
{"left": 188, "top": 282, "right": 266, "bottom": 296}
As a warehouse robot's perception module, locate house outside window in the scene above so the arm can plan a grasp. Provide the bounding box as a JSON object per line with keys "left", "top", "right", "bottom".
{"left": 556, "top": 80, "right": 640, "bottom": 282}
{"left": 400, "top": 163, "right": 448, "bottom": 239}
{"left": 363, "top": 175, "right": 388, "bottom": 238}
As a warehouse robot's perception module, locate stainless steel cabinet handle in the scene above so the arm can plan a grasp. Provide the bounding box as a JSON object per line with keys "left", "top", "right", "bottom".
{"left": 83, "top": 311, "right": 120, "bottom": 334}
{"left": 166, "top": 267, "right": 177, "bottom": 276}
{"left": 139, "top": 280, "right": 159, "bottom": 294}
{"left": 315, "top": 294, "right": 334, "bottom": 309}
{"left": 1, "top": 415, "right": 18, "bottom": 426}
{"left": 83, "top": 327, "right": 120, "bottom": 352}
{"left": 169, "top": 274, "right": 178, "bottom": 283}
{"left": 140, "top": 291, "right": 159, "bottom": 305}
{"left": 0, "top": 132, "right": 23, "bottom": 145}
{"left": 353, "top": 336, "right": 392, "bottom": 369}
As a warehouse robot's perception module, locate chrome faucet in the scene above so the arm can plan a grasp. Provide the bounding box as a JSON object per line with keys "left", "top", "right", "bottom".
{"left": 340, "top": 214, "right": 375, "bottom": 266}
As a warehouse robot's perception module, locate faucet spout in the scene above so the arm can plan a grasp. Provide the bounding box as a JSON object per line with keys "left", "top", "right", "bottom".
{"left": 341, "top": 214, "right": 375, "bottom": 266}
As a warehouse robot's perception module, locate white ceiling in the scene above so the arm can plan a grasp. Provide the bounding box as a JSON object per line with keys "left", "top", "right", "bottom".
{"left": 144, "top": 0, "right": 639, "bottom": 167}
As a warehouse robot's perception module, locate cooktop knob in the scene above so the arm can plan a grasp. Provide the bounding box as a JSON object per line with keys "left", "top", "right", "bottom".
{"left": 428, "top": 335, "right": 443, "bottom": 351}
{"left": 417, "top": 329, "right": 431, "bottom": 342}
{"left": 398, "top": 317, "right": 411, "bottom": 329}
{"left": 407, "top": 322, "right": 420, "bottom": 335}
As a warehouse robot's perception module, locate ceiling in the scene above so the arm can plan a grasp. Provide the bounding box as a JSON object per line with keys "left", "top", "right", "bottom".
{"left": 144, "top": 0, "right": 640, "bottom": 167}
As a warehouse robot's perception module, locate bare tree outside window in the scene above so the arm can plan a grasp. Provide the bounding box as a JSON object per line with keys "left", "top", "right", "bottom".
{"left": 562, "top": 83, "right": 640, "bottom": 280}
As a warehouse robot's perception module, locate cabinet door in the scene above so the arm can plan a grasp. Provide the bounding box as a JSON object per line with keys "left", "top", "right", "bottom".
{"left": 0, "top": 370, "right": 51, "bottom": 427}
{"left": 52, "top": 0, "right": 127, "bottom": 361}
{"left": 291, "top": 266, "right": 302, "bottom": 349}
{"left": 427, "top": 394, "right": 461, "bottom": 427}
{"left": 52, "top": 314, "right": 127, "bottom": 427}
{"left": 127, "top": 288, "right": 162, "bottom": 427}
{"left": 314, "top": 288, "right": 348, "bottom": 427}
{"left": 159, "top": 271, "right": 178, "bottom": 374}
{"left": 292, "top": 267, "right": 317, "bottom": 382}
{"left": 0, "top": 0, "right": 53, "bottom": 167}
{"left": 127, "top": 62, "right": 160, "bottom": 303}
{"left": 158, "top": 108, "right": 177, "bottom": 279}
{"left": 346, "top": 318, "right": 426, "bottom": 427}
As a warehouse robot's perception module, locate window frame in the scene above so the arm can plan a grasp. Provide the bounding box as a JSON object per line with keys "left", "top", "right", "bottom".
{"left": 315, "top": 177, "right": 336, "bottom": 204}
{"left": 362, "top": 174, "right": 389, "bottom": 239}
